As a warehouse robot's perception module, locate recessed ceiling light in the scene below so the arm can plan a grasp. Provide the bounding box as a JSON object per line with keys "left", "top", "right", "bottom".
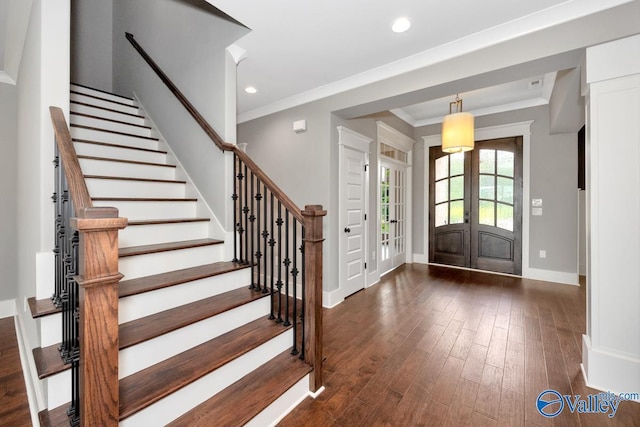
{"left": 392, "top": 17, "right": 411, "bottom": 33}
{"left": 245, "top": 86, "right": 257, "bottom": 94}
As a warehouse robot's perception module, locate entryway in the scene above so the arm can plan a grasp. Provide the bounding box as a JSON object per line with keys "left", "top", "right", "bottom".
{"left": 428, "top": 137, "right": 523, "bottom": 275}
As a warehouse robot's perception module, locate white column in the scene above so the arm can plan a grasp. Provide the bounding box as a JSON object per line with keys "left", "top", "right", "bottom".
{"left": 583, "top": 34, "right": 640, "bottom": 394}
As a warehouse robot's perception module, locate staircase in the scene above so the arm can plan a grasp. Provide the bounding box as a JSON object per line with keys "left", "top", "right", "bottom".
{"left": 29, "top": 83, "right": 315, "bottom": 426}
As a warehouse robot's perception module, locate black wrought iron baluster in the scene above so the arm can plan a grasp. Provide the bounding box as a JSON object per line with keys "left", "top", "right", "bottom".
{"left": 249, "top": 172, "right": 256, "bottom": 288}
{"left": 276, "top": 201, "right": 283, "bottom": 323}
{"left": 243, "top": 163, "right": 249, "bottom": 264}
{"left": 300, "top": 226, "right": 306, "bottom": 360}
{"left": 52, "top": 149, "right": 63, "bottom": 307}
{"left": 283, "top": 211, "right": 291, "bottom": 327}
{"left": 262, "top": 183, "right": 269, "bottom": 294}
{"left": 268, "top": 193, "right": 276, "bottom": 320}
{"left": 232, "top": 153, "right": 239, "bottom": 263}
{"left": 253, "top": 178, "right": 262, "bottom": 291}
{"left": 236, "top": 160, "right": 245, "bottom": 263}
{"left": 291, "top": 221, "right": 299, "bottom": 355}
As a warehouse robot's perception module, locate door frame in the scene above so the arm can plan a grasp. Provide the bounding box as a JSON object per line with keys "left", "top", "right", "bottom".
{"left": 421, "top": 120, "right": 533, "bottom": 277}
{"left": 376, "top": 121, "right": 415, "bottom": 276}
{"left": 337, "top": 126, "right": 371, "bottom": 299}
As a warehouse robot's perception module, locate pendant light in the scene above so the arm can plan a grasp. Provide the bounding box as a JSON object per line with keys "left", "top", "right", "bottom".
{"left": 442, "top": 94, "right": 474, "bottom": 153}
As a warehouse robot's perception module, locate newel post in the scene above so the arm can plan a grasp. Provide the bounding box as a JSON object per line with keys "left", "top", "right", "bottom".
{"left": 302, "top": 204, "right": 326, "bottom": 393}
{"left": 71, "top": 206, "right": 127, "bottom": 426}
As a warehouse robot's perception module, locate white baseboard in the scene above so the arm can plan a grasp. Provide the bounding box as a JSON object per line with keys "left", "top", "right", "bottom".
{"left": 0, "top": 299, "right": 16, "bottom": 318}
{"left": 14, "top": 304, "right": 45, "bottom": 426}
{"left": 523, "top": 267, "right": 579, "bottom": 286}
{"left": 412, "top": 253, "right": 429, "bottom": 264}
{"left": 582, "top": 334, "right": 640, "bottom": 400}
{"left": 322, "top": 288, "right": 344, "bottom": 308}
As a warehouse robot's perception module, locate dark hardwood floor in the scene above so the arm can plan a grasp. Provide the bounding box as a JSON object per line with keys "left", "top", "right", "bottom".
{"left": 278, "top": 264, "right": 640, "bottom": 427}
{"left": 0, "top": 316, "right": 32, "bottom": 426}
{"left": 2, "top": 264, "right": 638, "bottom": 426}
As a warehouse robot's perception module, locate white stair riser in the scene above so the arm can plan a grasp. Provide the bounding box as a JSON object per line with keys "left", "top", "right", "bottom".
{"left": 120, "top": 331, "right": 293, "bottom": 427}
{"left": 245, "top": 375, "right": 310, "bottom": 427}
{"left": 74, "top": 141, "right": 166, "bottom": 164}
{"left": 70, "top": 102, "right": 147, "bottom": 126}
{"left": 71, "top": 114, "right": 153, "bottom": 138}
{"left": 119, "top": 297, "right": 271, "bottom": 378}
{"left": 40, "top": 314, "right": 61, "bottom": 347}
{"left": 119, "top": 221, "right": 208, "bottom": 248}
{"left": 92, "top": 200, "right": 196, "bottom": 220}
{"left": 71, "top": 84, "right": 136, "bottom": 106}
{"left": 79, "top": 158, "right": 175, "bottom": 181}
{"left": 71, "top": 126, "right": 157, "bottom": 148}
{"left": 119, "top": 244, "right": 224, "bottom": 280}
{"left": 119, "top": 268, "right": 251, "bottom": 323}
{"left": 70, "top": 92, "right": 138, "bottom": 114}
{"left": 86, "top": 179, "right": 186, "bottom": 199}
{"left": 46, "top": 370, "right": 70, "bottom": 409}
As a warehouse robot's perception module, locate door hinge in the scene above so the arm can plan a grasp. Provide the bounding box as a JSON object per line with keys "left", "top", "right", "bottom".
{"left": 364, "top": 262, "right": 367, "bottom": 270}
{"left": 364, "top": 164, "right": 369, "bottom": 172}
{"left": 364, "top": 213, "right": 367, "bottom": 221}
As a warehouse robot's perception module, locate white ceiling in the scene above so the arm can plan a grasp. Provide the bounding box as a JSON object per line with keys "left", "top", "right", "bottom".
{"left": 207, "top": 0, "right": 633, "bottom": 123}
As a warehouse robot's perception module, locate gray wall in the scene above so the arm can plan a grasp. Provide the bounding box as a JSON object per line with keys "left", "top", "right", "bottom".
{"left": 112, "top": 0, "right": 248, "bottom": 226}
{"left": 71, "top": 0, "right": 113, "bottom": 91}
{"left": 0, "top": 83, "right": 18, "bottom": 302}
{"left": 414, "top": 105, "right": 579, "bottom": 274}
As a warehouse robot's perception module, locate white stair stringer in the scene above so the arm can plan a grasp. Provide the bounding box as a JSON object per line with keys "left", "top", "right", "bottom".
{"left": 119, "top": 296, "right": 271, "bottom": 378}
{"left": 119, "top": 244, "right": 224, "bottom": 280}
{"left": 120, "top": 330, "right": 293, "bottom": 427}
{"left": 119, "top": 268, "right": 251, "bottom": 323}
{"left": 245, "top": 375, "right": 312, "bottom": 427}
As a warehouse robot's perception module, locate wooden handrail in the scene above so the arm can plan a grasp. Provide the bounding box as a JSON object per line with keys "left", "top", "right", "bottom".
{"left": 125, "top": 32, "right": 304, "bottom": 223}
{"left": 50, "top": 106, "right": 93, "bottom": 211}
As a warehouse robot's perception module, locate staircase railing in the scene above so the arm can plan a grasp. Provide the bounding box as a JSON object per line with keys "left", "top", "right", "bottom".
{"left": 50, "top": 107, "right": 126, "bottom": 426}
{"left": 125, "top": 32, "right": 325, "bottom": 392}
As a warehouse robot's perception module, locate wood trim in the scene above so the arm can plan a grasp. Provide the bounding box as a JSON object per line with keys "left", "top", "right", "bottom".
{"left": 50, "top": 107, "right": 93, "bottom": 211}
{"left": 302, "top": 205, "right": 326, "bottom": 392}
{"left": 72, "top": 206, "right": 127, "bottom": 426}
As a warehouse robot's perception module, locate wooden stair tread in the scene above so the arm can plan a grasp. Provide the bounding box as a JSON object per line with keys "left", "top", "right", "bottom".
{"left": 78, "top": 154, "right": 175, "bottom": 168}
{"left": 70, "top": 123, "right": 159, "bottom": 141}
{"left": 127, "top": 217, "right": 210, "bottom": 226}
{"left": 70, "top": 111, "right": 152, "bottom": 129}
{"left": 70, "top": 100, "right": 145, "bottom": 119}
{"left": 119, "top": 238, "right": 223, "bottom": 257}
{"left": 28, "top": 297, "right": 60, "bottom": 318}
{"left": 120, "top": 287, "right": 267, "bottom": 349}
{"left": 33, "top": 344, "right": 66, "bottom": 379}
{"left": 71, "top": 83, "right": 134, "bottom": 101}
{"left": 38, "top": 405, "right": 69, "bottom": 427}
{"left": 70, "top": 90, "right": 138, "bottom": 109}
{"left": 73, "top": 138, "right": 166, "bottom": 154}
{"left": 167, "top": 350, "right": 312, "bottom": 426}
{"left": 84, "top": 175, "right": 186, "bottom": 184}
{"left": 119, "top": 261, "right": 248, "bottom": 297}
{"left": 119, "top": 317, "right": 292, "bottom": 420}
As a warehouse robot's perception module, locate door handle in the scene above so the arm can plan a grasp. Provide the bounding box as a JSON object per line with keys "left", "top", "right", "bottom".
{"left": 464, "top": 211, "right": 469, "bottom": 224}
{"left": 390, "top": 219, "right": 397, "bottom": 224}
{"left": 344, "top": 227, "right": 351, "bottom": 233}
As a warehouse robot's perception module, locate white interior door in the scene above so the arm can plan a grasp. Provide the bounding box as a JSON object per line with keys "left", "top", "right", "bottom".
{"left": 380, "top": 160, "right": 407, "bottom": 275}
{"left": 340, "top": 144, "right": 368, "bottom": 298}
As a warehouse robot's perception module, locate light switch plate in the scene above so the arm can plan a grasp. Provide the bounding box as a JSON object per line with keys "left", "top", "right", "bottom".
{"left": 532, "top": 199, "right": 543, "bottom": 207}
{"left": 532, "top": 207, "right": 543, "bottom": 216}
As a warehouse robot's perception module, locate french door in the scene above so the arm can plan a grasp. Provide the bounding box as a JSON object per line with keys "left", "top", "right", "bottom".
{"left": 429, "top": 137, "right": 523, "bottom": 275}
{"left": 380, "top": 160, "right": 407, "bottom": 275}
